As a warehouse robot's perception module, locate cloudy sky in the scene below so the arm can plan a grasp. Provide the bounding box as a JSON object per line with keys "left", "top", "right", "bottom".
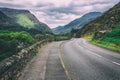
{"left": 0, "top": 0, "right": 119, "bottom": 28}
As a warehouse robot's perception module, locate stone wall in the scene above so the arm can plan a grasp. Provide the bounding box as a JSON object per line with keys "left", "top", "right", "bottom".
{"left": 0, "top": 40, "right": 51, "bottom": 80}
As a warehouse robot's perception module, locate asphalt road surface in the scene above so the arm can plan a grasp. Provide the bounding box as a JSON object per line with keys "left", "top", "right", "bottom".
{"left": 60, "top": 38, "right": 120, "bottom": 80}
{"left": 18, "top": 38, "right": 120, "bottom": 80}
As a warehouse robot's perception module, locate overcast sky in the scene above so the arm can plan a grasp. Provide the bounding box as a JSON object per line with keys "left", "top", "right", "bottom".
{"left": 0, "top": 0, "right": 119, "bottom": 28}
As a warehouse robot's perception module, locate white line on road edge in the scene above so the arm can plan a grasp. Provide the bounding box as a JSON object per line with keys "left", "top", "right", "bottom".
{"left": 112, "top": 61, "right": 120, "bottom": 66}
{"left": 78, "top": 40, "right": 120, "bottom": 67}
{"left": 59, "top": 42, "right": 72, "bottom": 80}
{"left": 78, "top": 42, "right": 102, "bottom": 58}
{"left": 90, "top": 51, "right": 102, "bottom": 58}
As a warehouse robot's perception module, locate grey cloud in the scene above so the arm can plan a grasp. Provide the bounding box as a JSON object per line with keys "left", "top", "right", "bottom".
{"left": 32, "top": 0, "right": 120, "bottom": 19}
{"left": 35, "top": 3, "right": 54, "bottom": 7}
{"left": 46, "top": 6, "right": 82, "bottom": 16}
{"left": 90, "top": 1, "right": 117, "bottom": 6}
{"left": 39, "top": 1, "right": 114, "bottom": 17}
{"left": 70, "top": 1, "right": 111, "bottom": 7}
{"left": 49, "top": 7, "right": 73, "bottom": 14}
{"left": 32, "top": 7, "right": 77, "bottom": 19}
{"left": 33, "top": 2, "right": 82, "bottom": 15}
{"left": 32, "top": 1, "right": 119, "bottom": 25}
{"left": 0, "top": 2, "right": 24, "bottom": 8}
{"left": 5, "top": 0, "right": 14, "bottom": 1}
{"left": 43, "top": 11, "right": 63, "bottom": 20}
{"left": 91, "top": 2, "right": 110, "bottom": 5}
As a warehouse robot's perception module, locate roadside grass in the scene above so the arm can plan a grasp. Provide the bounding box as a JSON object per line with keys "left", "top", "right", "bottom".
{"left": 83, "top": 29, "right": 120, "bottom": 53}
{"left": 54, "top": 35, "right": 70, "bottom": 41}
{"left": 90, "top": 40, "right": 120, "bottom": 53}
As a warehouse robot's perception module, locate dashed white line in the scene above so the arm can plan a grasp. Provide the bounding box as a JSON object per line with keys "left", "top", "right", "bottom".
{"left": 112, "top": 61, "right": 120, "bottom": 66}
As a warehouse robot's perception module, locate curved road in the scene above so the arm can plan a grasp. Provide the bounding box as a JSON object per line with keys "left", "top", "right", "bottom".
{"left": 60, "top": 38, "right": 120, "bottom": 80}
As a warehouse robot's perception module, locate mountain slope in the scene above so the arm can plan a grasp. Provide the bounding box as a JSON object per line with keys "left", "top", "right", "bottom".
{"left": 76, "top": 2, "right": 120, "bottom": 37}
{"left": 75, "top": 2, "right": 120, "bottom": 52}
{"left": 52, "top": 26, "right": 63, "bottom": 34}
{"left": 52, "top": 12, "right": 101, "bottom": 34}
{"left": 0, "top": 11, "right": 10, "bottom": 24}
{"left": 0, "top": 10, "right": 23, "bottom": 31}
{"left": 0, "top": 8, "right": 52, "bottom": 34}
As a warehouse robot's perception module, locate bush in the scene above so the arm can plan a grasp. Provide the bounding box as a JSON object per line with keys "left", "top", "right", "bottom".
{"left": 35, "top": 34, "right": 54, "bottom": 41}
{"left": 54, "top": 35, "right": 70, "bottom": 41}
{"left": 0, "top": 30, "right": 35, "bottom": 61}
{"left": 102, "top": 37, "right": 120, "bottom": 45}
{"left": 0, "top": 30, "right": 35, "bottom": 44}
{"left": 101, "top": 29, "right": 120, "bottom": 45}
{"left": 103, "top": 29, "right": 120, "bottom": 39}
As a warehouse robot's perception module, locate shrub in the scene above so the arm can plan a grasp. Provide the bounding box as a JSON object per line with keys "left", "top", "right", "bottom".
{"left": 0, "top": 30, "right": 35, "bottom": 44}
{"left": 0, "top": 30, "right": 35, "bottom": 61}
{"left": 101, "top": 29, "right": 120, "bottom": 45}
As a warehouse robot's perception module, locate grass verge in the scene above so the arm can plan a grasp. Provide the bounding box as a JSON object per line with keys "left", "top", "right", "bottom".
{"left": 90, "top": 40, "right": 120, "bottom": 53}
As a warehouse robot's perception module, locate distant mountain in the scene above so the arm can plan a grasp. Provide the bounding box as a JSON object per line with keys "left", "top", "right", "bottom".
{"left": 0, "top": 8, "right": 52, "bottom": 34}
{"left": 76, "top": 2, "right": 120, "bottom": 38}
{"left": 52, "top": 12, "right": 102, "bottom": 34}
{"left": 52, "top": 26, "right": 63, "bottom": 34}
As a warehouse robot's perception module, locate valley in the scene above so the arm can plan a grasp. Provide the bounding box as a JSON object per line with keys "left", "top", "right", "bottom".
{"left": 0, "top": 1, "right": 120, "bottom": 80}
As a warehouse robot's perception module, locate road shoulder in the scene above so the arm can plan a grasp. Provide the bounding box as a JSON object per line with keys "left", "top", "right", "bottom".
{"left": 18, "top": 43, "right": 53, "bottom": 80}
{"left": 18, "top": 42, "right": 68, "bottom": 80}
{"left": 45, "top": 42, "right": 67, "bottom": 80}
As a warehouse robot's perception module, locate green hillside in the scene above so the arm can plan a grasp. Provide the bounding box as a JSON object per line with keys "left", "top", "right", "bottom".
{"left": 76, "top": 2, "right": 120, "bottom": 52}
{"left": 0, "top": 8, "right": 53, "bottom": 61}
{"left": 52, "top": 12, "right": 101, "bottom": 35}
{"left": 0, "top": 8, "right": 52, "bottom": 35}
{"left": 16, "top": 14, "right": 35, "bottom": 28}
{"left": 76, "top": 2, "right": 120, "bottom": 37}
{"left": 0, "top": 30, "right": 35, "bottom": 61}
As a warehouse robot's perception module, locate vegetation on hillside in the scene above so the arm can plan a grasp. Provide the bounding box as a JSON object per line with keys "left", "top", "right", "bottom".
{"left": 75, "top": 2, "right": 120, "bottom": 52}
{"left": 0, "top": 30, "right": 35, "bottom": 61}
{"left": 101, "top": 29, "right": 120, "bottom": 45}
{"left": 16, "top": 14, "right": 35, "bottom": 28}
{"left": 35, "top": 33, "right": 70, "bottom": 41}
{"left": 35, "top": 34, "right": 54, "bottom": 41}
{"left": 54, "top": 35, "right": 71, "bottom": 41}
{"left": 52, "top": 12, "right": 101, "bottom": 35}
{"left": 0, "top": 8, "right": 52, "bottom": 35}
{"left": 0, "top": 8, "right": 54, "bottom": 62}
{"left": 76, "top": 2, "right": 120, "bottom": 37}
{"left": 90, "top": 29, "right": 120, "bottom": 52}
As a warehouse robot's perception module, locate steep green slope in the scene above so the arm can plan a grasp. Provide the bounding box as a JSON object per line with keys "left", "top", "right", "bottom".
{"left": 52, "top": 12, "right": 101, "bottom": 34}
{"left": 0, "top": 11, "right": 23, "bottom": 31}
{"left": 16, "top": 14, "right": 35, "bottom": 28}
{"left": 76, "top": 2, "right": 120, "bottom": 37}
{"left": 0, "top": 8, "right": 53, "bottom": 61}
{"left": 76, "top": 2, "right": 120, "bottom": 52}
{"left": 0, "top": 8, "right": 52, "bottom": 34}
